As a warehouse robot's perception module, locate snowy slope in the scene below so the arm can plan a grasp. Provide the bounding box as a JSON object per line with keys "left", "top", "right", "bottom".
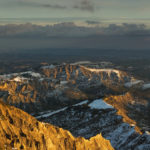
{"left": 88, "top": 99, "right": 113, "bottom": 109}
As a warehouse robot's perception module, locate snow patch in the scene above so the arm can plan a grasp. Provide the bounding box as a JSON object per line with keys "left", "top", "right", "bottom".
{"left": 36, "top": 107, "right": 68, "bottom": 119}
{"left": 71, "top": 61, "right": 91, "bottom": 65}
{"left": 12, "top": 76, "right": 28, "bottom": 82}
{"left": 20, "top": 71, "right": 41, "bottom": 78}
{"left": 124, "top": 80, "right": 143, "bottom": 88}
{"left": 142, "top": 83, "right": 150, "bottom": 90}
{"left": 88, "top": 99, "right": 113, "bottom": 109}
{"left": 146, "top": 131, "right": 150, "bottom": 135}
{"left": 73, "top": 100, "right": 88, "bottom": 106}
{"left": 60, "top": 81, "right": 68, "bottom": 85}
{"left": 42, "top": 64, "right": 56, "bottom": 69}
{"left": 0, "top": 73, "right": 18, "bottom": 80}
{"left": 81, "top": 66, "right": 124, "bottom": 79}
{"left": 0, "top": 71, "right": 41, "bottom": 81}
{"left": 29, "top": 72, "right": 41, "bottom": 78}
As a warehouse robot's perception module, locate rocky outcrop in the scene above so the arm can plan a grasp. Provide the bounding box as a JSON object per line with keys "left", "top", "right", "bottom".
{"left": 0, "top": 101, "right": 114, "bottom": 150}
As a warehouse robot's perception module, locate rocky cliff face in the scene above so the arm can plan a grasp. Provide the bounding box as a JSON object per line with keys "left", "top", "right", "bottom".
{"left": 0, "top": 101, "right": 114, "bottom": 150}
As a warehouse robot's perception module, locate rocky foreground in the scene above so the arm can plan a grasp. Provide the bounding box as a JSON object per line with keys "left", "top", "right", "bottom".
{"left": 0, "top": 101, "right": 114, "bottom": 150}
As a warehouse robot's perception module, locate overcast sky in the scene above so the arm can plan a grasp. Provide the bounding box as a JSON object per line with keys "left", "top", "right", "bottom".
{"left": 0, "top": 0, "right": 150, "bottom": 24}
{"left": 0, "top": 0, "right": 150, "bottom": 50}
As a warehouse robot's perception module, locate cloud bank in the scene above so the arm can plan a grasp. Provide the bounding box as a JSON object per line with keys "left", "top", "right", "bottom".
{"left": 0, "top": 22, "right": 150, "bottom": 50}
{"left": 0, "top": 22, "right": 149, "bottom": 38}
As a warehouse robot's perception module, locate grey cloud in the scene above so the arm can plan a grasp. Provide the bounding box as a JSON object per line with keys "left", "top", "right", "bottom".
{"left": 73, "top": 0, "right": 94, "bottom": 12}
{"left": 18, "top": 1, "right": 67, "bottom": 9}
{"left": 17, "top": 0, "right": 95, "bottom": 12}
{"left": 86, "top": 20, "right": 101, "bottom": 25}
{"left": 103, "top": 23, "right": 150, "bottom": 36}
{"left": 38, "top": 4, "right": 66, "bottom": 9}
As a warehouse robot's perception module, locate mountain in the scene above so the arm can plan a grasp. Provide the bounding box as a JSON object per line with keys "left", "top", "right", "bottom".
{"left": 0, "top": 61, "right": 150, "bottom": 149}
{"left": 0, "top": 101, "right": 114, "bottom": 150}
{"left": 0, "top": 63, "right": 133, "bottom": 113}
{"left": 37, "top": 98, "right": 150, "bottom": 150}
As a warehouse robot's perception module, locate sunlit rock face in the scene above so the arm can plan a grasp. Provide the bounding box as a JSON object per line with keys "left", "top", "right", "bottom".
{"left": 0, "top": 101, "right": 114, "bottom": 150}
